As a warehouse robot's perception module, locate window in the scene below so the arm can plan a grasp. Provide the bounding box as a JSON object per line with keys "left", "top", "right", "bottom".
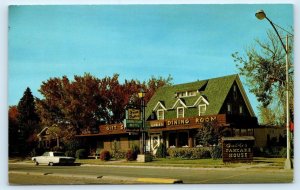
{"left": 227, "top": 104, "right": 232, "bottom": 114}
{"left": 199, "top": 104, "right": 206, "bottom": 116}
{"left": 233, "top": 85, "right": 237, "bottom": 100}
{"left": 178, "top": 132, "right": 189, "bottom": 147}
{"left": 177, "top": 107, "right": 185, "bottom": 118}
{"left": 177, "top": 91, "right": 197, "bottom": 98}
{"left": 239, "top": 105, "right": 243, "bottom": 115}
{"left": 177, "top": 92, "right": 186, "bottom": 98}
{"left": 157, "top": 109, "right": 164, "bottom": 120}
{"left": 188, "top": 91, "right": 197, "bottom": 96}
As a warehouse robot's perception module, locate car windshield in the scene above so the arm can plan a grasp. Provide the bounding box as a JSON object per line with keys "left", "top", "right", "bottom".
{"left": 53, "top": 152, "right": 65, "bottom": 157}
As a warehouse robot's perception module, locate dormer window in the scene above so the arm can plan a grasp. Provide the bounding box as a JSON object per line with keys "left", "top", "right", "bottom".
{"left": 157, "top": 109, "right": 164, "bottom": 120}
{"left": 188, "top": 91, "right": 197, "bottom": 96}
{"left": 177, "top": 91, "right": 197, "bottom": 98}
{"left": 177, "top": 107, "right": 185, "bottom": 118}
{"left": 199, "top": 104, "right": 206, "bottom": 116}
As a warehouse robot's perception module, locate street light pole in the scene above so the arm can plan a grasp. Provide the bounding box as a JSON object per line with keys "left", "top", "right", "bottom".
{"left": 255, "top": 10, "right": 292, "bottom": 169}
{"left": 285, "top": 35, "right": 291, "bottom": 168}
{"left": 138, "top": 90, "right": 146, "bottom": 155}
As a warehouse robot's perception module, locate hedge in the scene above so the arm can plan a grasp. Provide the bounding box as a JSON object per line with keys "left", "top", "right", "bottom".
{"left": 167, "top": 147, "right": 211, "bottom": 159}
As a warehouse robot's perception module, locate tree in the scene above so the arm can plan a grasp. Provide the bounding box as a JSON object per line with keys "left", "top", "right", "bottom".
{"left": 143, "top": 75, "right": 173, "bottom": 104}
{"left": 17, "top": 87, "right": 40, "bottom": 156}
{"left": 37, "top": 73, "right": 103, "bottom": 137}
{"left": 232, "top": 30, "right": 294, "bottom": 125}
{"left": 195, "top": 122, "right": 231, "bottom": 146}
{"left": 36, "top": 73, "right": 173, "bottom": 140}
{"left": 8, "top": 106, "right": 19, "bottom": 156}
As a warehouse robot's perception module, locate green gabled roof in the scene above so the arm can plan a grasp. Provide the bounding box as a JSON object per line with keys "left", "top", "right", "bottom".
{"left": 145, "top": 74, "right": 238, "bottom": 119}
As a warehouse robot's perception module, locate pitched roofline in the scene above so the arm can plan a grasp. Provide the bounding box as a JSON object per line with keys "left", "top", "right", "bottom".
{"left": 235, "top": 76, "right": 255, "bottom": 117}
{"left": 153, "top": 101, "right": 167, "bottom": 111}
{"left": 191, "top": 95, "right": 209, "bottom": 107}
{"left": 37, "top": 127, "right": 49, "bottom": 137}
{"left": 171, "top": 98, "right": 187, "bottom": 109}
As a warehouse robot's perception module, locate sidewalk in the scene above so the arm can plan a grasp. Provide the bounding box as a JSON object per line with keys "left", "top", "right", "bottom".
{"left": 9, "top": 170, "right": 183, "bottom": 184}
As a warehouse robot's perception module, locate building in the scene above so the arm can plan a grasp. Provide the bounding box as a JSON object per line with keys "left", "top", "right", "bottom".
{"left": 78, "top": 74, "right": 259, "bottom": 155}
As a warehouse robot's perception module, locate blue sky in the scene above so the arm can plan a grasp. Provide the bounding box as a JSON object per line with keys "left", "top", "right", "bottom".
{"left": 8, "top": 4, "right": 293, "bottom": 117}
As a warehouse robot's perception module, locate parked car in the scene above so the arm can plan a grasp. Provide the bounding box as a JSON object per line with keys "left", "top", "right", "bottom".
{"left": 32, "top": 151, "right": 75, "bottom": 166}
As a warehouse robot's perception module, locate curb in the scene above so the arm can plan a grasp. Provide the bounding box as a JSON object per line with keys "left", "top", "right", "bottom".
{"left": 9, "top": 171, "right": 182, "bottom": 184}
{"left": 136, "top": 177, "right": 183, "bottom": 184}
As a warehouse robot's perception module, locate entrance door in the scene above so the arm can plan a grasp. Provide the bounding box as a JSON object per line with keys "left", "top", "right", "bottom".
{"left": 150, "top": 134, "right": 160, "bottom": 155}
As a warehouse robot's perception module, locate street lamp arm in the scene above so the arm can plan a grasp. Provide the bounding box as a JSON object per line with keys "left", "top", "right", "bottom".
{"left": 265, "top": 17, "right": 288, "bottom": 54}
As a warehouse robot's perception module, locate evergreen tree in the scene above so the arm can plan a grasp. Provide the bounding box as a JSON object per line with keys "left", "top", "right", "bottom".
{"left": 17, "top": 87, "right": 40, "bottom": 156}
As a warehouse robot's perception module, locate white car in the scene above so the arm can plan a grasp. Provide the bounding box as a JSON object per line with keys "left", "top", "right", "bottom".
{"left": 32, "top": 151, "right": 75, "bottom": 166}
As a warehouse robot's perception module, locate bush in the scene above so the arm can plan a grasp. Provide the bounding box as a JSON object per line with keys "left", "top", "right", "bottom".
{"left": 52, "top": 146, "right": 63, "bottom": 152}
{"left": 167, "top": 147, "right": 211, "bottom": 159}
{"left": 156, "top": 143, "right": 167, "bottom": 158}
{"left": 75, "top": 149, "right": 88, "bottom": 159}
{"left": 191, "top": 148, "right": 211, "bottom": 159}
{"left": 65, "top": 150, "right": 75, "bottom": 157}
{"left": 210, "top": 146, "right": 222, "bottom": 159}
{"left": 126, "top": 150, "right": 138, "bottom": 161}
{"left": 131, "top": 144, "right": 140, "bottom": 155}
{"left": 259, "top": 146, "right": 287, "bottom": 157}
{"left": 112, "top": 150, "right": 127, "bottom": 160}
{"left": 100, "top": 150, "right": 111, "bottom": 161}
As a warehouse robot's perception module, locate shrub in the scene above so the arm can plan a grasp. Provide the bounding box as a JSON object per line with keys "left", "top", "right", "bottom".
{"left": 279, "top": 147, "right": 287, "bottom": 158}
{"left": 156, "top": 143, "right": 167, "bottom": 158}
{"left": 112, "top": 150, "right": 127, "bottom": 160}
{"left": 75, "top": 149, "right": 88, "bottom": 159}
{"left": 210, "top": 146, "right": 222, "bottom": 159}
{"left": 131, "top": 144, "right": 140, "bottom": 155}
{"left": 65, "top": 140, "right": 81, "bottom": 152}
{"left": 65, "top": 150, "right": 75, "bottom": 157}
{"left": 191, "top": 148, "right": 211, "bottom": 159}
{"left": 126, "top": 149, "right": 138, "bottom": 161}
{"left": 167, "top": 147, "right": 211, "bottom": 159}
{"left": 52, "top": 146, "right": 63, "bottom": 152}
{"left": 100, "top": 150, "right": 111, "bottom": 161}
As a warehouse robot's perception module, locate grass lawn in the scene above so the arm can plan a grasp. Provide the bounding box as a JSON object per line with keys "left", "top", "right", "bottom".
{"left": 9, "top": 156, "right": 288, "bottom": 169}
{"left": 75, "top": 157, "right": 287, "bottom": 168}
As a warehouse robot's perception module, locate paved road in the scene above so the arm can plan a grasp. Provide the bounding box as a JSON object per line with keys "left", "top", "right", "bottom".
{"left": 9, "top": 163, "right": 293, "bottom": 184}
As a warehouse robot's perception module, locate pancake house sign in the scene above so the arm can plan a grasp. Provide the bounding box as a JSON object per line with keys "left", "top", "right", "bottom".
{"left": 222, "top": 136, "right": 255, "bottom": 163}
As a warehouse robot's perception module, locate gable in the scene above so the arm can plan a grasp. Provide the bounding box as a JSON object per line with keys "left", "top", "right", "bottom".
{"left": 153, "top": 101, "right": 167, "bottom": 111}
{"left": 145, "top": 74, "right": 254, "bottom": 120}
{"left": 171, "top": 98, "right": 187, "bottom": 109}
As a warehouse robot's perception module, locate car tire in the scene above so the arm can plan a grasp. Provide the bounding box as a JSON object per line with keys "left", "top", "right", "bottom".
{"left": 33, "top": 159, "right": 39, "bottom": 166}
{"left": 49, "top": 162, "right": 54, "bottom": 166}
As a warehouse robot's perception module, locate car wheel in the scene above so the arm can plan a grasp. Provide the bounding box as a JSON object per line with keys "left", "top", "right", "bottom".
{"left": 33, "top": 159, "right": 39, "bottom": 166}
{"left": 49, "top": 162, "right": 54, "bottom": 166}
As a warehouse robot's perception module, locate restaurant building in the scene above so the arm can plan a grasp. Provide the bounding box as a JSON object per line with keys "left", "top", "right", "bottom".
{"left": 78, "top": 74, "right": 259, "bottom": 155}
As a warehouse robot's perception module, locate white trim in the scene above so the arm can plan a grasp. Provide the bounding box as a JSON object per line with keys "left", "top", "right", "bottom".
{"left": 171, "top": 98, "right": 187, "bottom": 109}
{"left": 157, "top": 109, "right": 164, "bottom": 120}
{"left": 177, "top": 107, "right": 185, "bottom": 118}
{"left": 191, "top": 95, "right": 209, "bottom": 107}
{"left": 198, "top": 104, "right": 206, "bottom": 116}
{"left": 153, "top": 101, "right": 167, "bottom": 111}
